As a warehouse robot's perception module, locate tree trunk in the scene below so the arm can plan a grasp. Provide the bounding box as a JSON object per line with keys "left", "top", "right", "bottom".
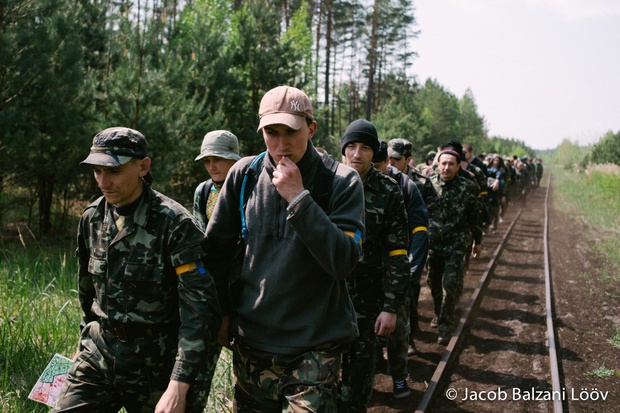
{"left": 366, "top": 0, "right": 379, "bottom": 120}
{"left": 324, "top": 0, "right": 332, "bottom": 132}
{"left": 38, "top": 176, "right": 54, "bottom": 235}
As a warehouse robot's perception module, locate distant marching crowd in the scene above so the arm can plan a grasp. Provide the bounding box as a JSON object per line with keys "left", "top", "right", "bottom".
{"left": 55, "top": 85, "right": 545, "bottom": 413}
{"left": 416, "top": 143, "right": 544, "bottom": 232}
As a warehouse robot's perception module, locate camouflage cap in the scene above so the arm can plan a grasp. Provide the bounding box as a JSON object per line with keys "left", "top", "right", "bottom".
{"left": 81, "top": 127, "right": 148, "bottom": 167}
{"left": 387, "top": 138, "right": 412, "bottom": 159}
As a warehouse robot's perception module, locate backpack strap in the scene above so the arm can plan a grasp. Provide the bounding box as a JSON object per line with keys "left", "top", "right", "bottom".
{"left": 239, "top": 151, "right": 338, "bottom": 239}
{"left": 312, "top": 154, "right": 338, "bottom": 213}
{"left": 240, "top": 152, "right": 266, "bottom": 239}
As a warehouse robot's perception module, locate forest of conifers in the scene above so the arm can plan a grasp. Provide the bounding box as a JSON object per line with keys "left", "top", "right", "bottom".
{"left": 2, "top": 0, "right": 541, "bottom": 236}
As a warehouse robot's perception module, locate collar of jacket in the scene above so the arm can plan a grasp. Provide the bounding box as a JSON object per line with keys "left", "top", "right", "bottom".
{"left": 264, "top": 141, "right": 319, "bottom": 179}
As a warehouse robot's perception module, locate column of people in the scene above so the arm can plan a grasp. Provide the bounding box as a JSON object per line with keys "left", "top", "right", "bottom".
{"left": 55, "top": 84, "right": 542, "bottom": 413}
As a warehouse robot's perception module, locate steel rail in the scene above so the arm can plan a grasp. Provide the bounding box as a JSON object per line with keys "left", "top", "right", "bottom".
{"left": 415, "top": 173, "right": 564, "bottom": 413}
{"left": 415, "top": 208, "right": 521, "bottom": 413}
{"left": 544, "top": 172, "right": 564, "bottom": 413}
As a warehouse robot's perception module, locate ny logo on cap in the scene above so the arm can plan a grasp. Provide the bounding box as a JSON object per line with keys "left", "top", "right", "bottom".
{"left": 290, "top": 100, "right": 301, "bottom": 111}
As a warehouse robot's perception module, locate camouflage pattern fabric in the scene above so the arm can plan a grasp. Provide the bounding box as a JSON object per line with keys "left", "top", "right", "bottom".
{"left": 402, "top": 166, "right": 434, "bottom": 340}
{"left": 340, "top": 167, "right": 410, "bottom": 412}
{"left": 427, "top": 173, "right": 482, "bottom": 334}
{"left": 382, "top": 166, "right": 428, "bottom": 378}
{"left": 55, "top": 185, "right": 221, "bottom": 411}
{"left": 405, "top": 165, "right": 440, "bottom": 215}
{"left": 468, "top": 162, "right": 490, "bottom": 228}
{"left": 339, "top": 318, "right": 377, "bottom": 413}
{"left": 185, "top": 342, "right": 223, "bottom": 413}
{"left": 345, "top": 167, "right": 410, "bottom": 316}
{"left": 53, "top": 321, "right": 175, "bottom": 412}
{"left": 427, "top": 248, "right": 466, "bottom": 334}
{"left": 233, "top": 341, "right": 342, "bottom": 413}
{"left": 427, "top": 173, "right": 482, "bottom": 251}
{"left": 386, "top": 297, "right": 410, "bottom": 380}
{"left": 460, "top": 164, "right": 483, "bottom": 272}
{"left": 374, "top": 298, "right": 410, "bottom": 377}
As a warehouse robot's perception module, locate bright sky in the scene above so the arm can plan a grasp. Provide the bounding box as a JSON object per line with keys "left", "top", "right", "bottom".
{"left": 411, "top": 0, "right": 620, "bottom": 150}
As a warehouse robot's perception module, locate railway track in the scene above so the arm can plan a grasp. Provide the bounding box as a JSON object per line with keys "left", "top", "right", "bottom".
{"left": 369, "top": 175, "right": 564, "bottom": 412}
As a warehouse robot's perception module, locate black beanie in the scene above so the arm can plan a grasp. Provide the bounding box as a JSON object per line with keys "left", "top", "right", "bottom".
{"left": 373, "top": 140, "right": 388, "bottom": 162}
{"left": 340, "top": 119, "right": 380, "bottom": 155}
{"left": 445, "top": 140, "right": 463, "bottom": 156}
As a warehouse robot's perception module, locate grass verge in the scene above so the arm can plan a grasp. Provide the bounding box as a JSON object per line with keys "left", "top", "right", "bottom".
{"left": 0, "top": 241, "right": 233, "bottom": 412}
{"left": 550, "top": 166, "right": 620, "bottom": 278}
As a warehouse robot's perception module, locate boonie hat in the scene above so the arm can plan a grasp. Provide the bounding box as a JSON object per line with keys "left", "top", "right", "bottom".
{"left": 81, "top": 127, "right": 148, "bottom": 167}
{"left": 195, "top": 130, "right": 241, "bottom": 162}
{"left": 388, "top": 138, "right": 412, "bottom": 159}
{"left": 257, "top": 86, "right": 314, "bottom": 132}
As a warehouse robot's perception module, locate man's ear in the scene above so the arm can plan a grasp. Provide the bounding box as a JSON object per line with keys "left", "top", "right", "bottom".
{"left": 138, "top": 157, "right": 151, "bottom": 177}
{"left": 308, "top": 121, "right": 318, "bottom": 140}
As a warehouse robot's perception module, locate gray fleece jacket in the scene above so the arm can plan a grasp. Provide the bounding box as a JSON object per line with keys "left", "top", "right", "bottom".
{"left": 205, "top": 143, "right": 365, "bottom": 355}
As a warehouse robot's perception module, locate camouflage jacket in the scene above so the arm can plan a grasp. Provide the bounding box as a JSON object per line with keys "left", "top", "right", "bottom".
{"left": 347, "top": 167, "right": 410, "bottom": 317}
{"left": 467, "top": 162, "right": 490, "bottom": 230}
{"left": 428, "top": 173, "right": 483, "bottom": 252}
{"left": 76, "top": 184, "right": 221, "bottom": 383}
{"left": 405, "top": 165, "right": 439, "bottom": 210}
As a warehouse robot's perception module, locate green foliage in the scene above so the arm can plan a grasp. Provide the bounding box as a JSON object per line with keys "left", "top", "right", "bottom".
{"left": 0, "top": 243, "right": 79, "bottom": 412}
{"left": 609, "top": 328, "right": 620, "bottom": 349}
{"left": 458, "top": 88, "right": 486, "bottom": 150}
{"left": 0, "top": 0, "right": 553, "bottom": 235}
{"left": 0, "top": 241, "right": 235, "bottom": 412}
{"left": 554, "top": 139, "right": 588, "bottom": 170}
{"left": 552, "top": 167, "right": 620, "bottom": 271}
{"left": 416, "top": 79, "right": 460, "bottom": 149}
{"left": 590, "top": 170, "right": 620, "bottom": 195}
{"left": 485, "top": 136, "right": 534, "bottom": 158}
{"left": 0, "top": 0, "right": 95, "bottom": 232}
{"left": 372, "top": 74, "right": 428, "bottom": 160}
{"left": 590, "top": 130, "right": 620, "bottom": 165}
{"left": 586, "top": 366, "right": 615, "bottom": 379}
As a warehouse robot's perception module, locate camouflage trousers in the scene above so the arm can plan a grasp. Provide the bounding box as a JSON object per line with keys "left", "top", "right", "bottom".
{"left": 463, "top": 233, "right": 473, "bottom": 274}
{"left": 375, "top": 298, "right": 410, "bottom": 380}
{"left": 339, "top": 316, "right": 377, "bottom": 413}
{"left": 53, "top": 321, "right": 176, "bottom": 412}
{"left": 232, "top": 341, "right": 343, "bottom": 412}
{"left": 53, "top": 321, "right": 220, "bottom": 413}
{"left": 427, "top": 248, "right": 466, "bottom": 334}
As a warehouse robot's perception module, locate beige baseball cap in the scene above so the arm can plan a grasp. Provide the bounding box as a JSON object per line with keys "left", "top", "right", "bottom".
{"left": 257, "top": 86, "right": 314, "bottom": 132}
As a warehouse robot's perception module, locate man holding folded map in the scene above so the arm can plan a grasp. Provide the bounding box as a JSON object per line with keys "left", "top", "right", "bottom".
{"left": 53, "top": 127, "right": 221, "bottom": 413}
